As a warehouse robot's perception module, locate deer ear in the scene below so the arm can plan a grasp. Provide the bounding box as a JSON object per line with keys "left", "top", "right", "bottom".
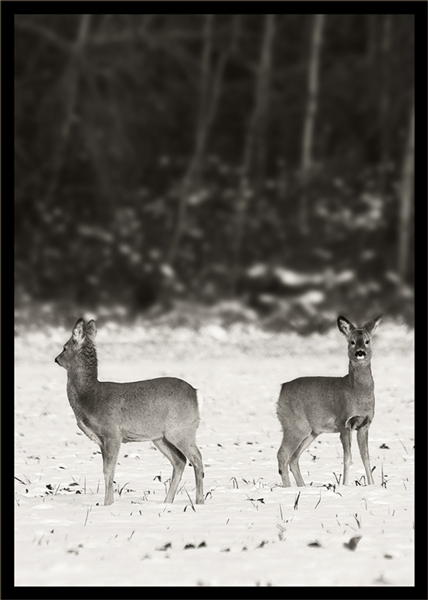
{"left": 337, "top": 315, "right": 355, "bottom": 337}
{"left": 363, "top": 314, "right": 382, "bottom": 335}
{"left": 86, "top": 320, "right": 97, "bottom": 341}
{"left": 72, "top": 318, "right": 85, "bottom": 343}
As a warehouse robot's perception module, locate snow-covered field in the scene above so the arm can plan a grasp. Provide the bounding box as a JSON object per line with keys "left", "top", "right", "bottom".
{"left": 15, "top": 321, "right": 414, "bottom": 587}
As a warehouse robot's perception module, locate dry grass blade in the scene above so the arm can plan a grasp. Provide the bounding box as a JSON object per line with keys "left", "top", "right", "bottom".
{"left": 183, "top": 486, "right": 196, "bottom": 512}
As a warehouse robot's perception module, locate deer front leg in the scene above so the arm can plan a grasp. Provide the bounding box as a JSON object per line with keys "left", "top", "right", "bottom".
{"left": 100, "top": 437, "right": 121, "bottom": 505}
{"left": 340, "top": 428, "right": 352, "bottom": 485}
{"left": 357, "top": 424, "right": 374, "bottom": 485}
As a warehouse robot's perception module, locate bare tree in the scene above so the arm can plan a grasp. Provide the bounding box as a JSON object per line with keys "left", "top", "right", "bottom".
{"left": 398, "top": 99, "right": 414, "bottom": 282}
{"left": 230, "top": 14, "right": 276, "bottom": 294}
{"left": 43, "top": 15, "right": 92, "bottom": 206}
{"left": 300, "top": 14, "right": 325, "bottom": 235}
{"left": 366, "top": 14, "right": 377, "bottom": 66}
{"left": 167, "top": 15, "right": 238, "bottom": 266}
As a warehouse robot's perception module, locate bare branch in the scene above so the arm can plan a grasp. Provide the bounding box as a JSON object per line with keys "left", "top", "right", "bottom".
{"left": 15, "top": 18, "right": 71, "bottom": 51}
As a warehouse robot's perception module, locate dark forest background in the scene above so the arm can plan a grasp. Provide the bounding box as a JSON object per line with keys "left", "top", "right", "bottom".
{"left": 14, "top": 13, "right": 415, "bottom": 331}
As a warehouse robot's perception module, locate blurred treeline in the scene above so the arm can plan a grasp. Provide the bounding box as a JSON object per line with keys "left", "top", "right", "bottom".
{"left": 15, "top": 14, "right": 414, "bottom": 327}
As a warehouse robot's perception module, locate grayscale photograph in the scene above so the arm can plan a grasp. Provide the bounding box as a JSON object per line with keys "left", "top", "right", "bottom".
{"left": 14, "top": 12, "right": 415, "bottom": 588}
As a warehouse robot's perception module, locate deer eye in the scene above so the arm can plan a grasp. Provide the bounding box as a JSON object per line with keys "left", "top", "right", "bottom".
{"left": 350, "top": 341, "right": 355, "bottom": 346}
{"left": 365, "top": 340, "right": 370, "bottom": 345}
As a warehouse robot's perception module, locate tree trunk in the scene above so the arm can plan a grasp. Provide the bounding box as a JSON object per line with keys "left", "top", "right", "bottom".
{"left": 398, "top": 100, "right": 414, "bottom": 282}
{"left": 379, "top": 14, "right": 392, "bottom": 196}
{"left": 300, "top": 14, "right": 325, "bottom": 235}
{"left": 43, "top": 14, "right": 91, "bottom": 207}
{"left": 230, "top": 14, "right": 275, "bottom": 294}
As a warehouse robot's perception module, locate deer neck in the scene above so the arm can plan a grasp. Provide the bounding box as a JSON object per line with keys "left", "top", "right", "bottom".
{"left": 347, "top": 360, "right": 374, "bottom": 391}
{"left": 67, "top": 343, "right": 99, "bottom": 404}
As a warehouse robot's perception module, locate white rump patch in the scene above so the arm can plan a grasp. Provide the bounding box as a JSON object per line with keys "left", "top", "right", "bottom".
{"left": 196, "top": 389, "right": 204, "bottom": 413}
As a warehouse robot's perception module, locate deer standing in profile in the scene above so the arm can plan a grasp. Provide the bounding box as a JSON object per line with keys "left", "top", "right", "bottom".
{"left": 55, "top": 319, "right": 204, "bottom": 506}
{"left": 276, "top": 315, "right": 382, "bottom": 487}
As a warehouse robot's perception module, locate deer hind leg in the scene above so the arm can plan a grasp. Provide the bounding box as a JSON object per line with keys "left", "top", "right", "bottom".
{"left": 340, "top": 428, "right": 352, "bottom": 485}
{"left": 153, "top": 437, "right": 186, "bottom": 503}
{"left": 277, "top": 429, "right": 310, "bottom": 487}
{"left": 100, "top": 436, "right": 121, "bottom": 506}
{"left": 289, "top": 432, "right": 318, "bottom": 487}
{"left": 166, "top": 430, "right": 204, "bottom": 505}
{"left": 356, "top": 423, "right": 374, "bottom": 485}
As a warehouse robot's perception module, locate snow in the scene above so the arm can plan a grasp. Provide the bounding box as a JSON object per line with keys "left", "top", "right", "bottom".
{"left": 15, "top": 324, "right": 414, "bottom": 586}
